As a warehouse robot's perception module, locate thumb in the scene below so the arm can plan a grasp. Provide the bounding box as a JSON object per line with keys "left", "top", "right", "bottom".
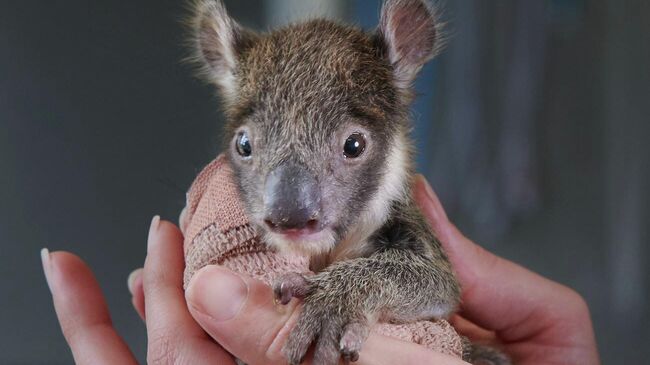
{"left": 185, "top": 266, "right": 469, "bottom": 365}
{"left": 185, "top": 266, "right": 300, "bottom": 365}
{"left": 413, "top": 175, "right": 589, "bottom": 341}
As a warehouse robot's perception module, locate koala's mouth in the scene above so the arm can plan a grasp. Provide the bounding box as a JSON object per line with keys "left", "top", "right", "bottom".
{"left": 261, "top": 210, "right": 328, "bottom": 244}
{"left": 264, "top": 218, "right": 321, "bottom": 236}
{"left": 272, "top": 227, "right": 321, "bottom": 241}
{"left": 262, "top": 225, "right": 338, "bottom": 256}
{"left": 265, "top": 222, "right": 331, "bottom": 244}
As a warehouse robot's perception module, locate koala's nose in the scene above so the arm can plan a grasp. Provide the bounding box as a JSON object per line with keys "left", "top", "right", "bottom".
{"left": 263, "top": 163, "right": 322, "bottom": 232}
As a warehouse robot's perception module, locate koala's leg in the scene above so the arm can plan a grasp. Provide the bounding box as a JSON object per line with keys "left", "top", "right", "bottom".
{"left": 273, "top": 272, "right": 310, "bottom": 305}
{"left": 278, "top": 247, "right": 460, "bottom": 365}
{"left": 462, "top": 337, "right": 512, "bottom": 365}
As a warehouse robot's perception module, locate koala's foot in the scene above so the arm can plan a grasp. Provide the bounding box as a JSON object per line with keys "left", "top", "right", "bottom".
{"left": 272, "top": 273, "right": 310, "bottom": 305}
{"left": 462, "top": 339, "right": 512, "bottom": 365}
{"left": 278, "top": 285, "right": 370, "bottom": 365}
{"left": 275, "top": 273, "right": 370, "bottom": 364}
{"left": 339, "top": 322, "right": 370, "bottom": 362}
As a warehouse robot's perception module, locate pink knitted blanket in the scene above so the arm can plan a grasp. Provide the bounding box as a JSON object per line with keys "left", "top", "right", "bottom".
{"left": 180, "top": 155, "right": 463, "bottom": 359}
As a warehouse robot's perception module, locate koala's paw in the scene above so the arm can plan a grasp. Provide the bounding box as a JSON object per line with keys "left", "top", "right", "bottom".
{"left": 339, "top": 322, "right": 369, "bottom": 362}
{"left": 463, "top": 341, "right": 512, "bottom": 365}
{"left": 272, "top": 273, "right": 310, "bottom": 305}
{"left": 281, "top": 294, "right": 370, "bottom": 365}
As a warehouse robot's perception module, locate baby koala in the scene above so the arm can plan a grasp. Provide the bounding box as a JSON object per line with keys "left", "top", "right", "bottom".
{"left": 191, "top": 1, "right": 509, "bottom": 364}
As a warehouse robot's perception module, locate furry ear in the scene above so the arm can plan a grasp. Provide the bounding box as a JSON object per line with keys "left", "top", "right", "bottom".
{"left": 377, "top": 0, "right": 441, "bottom": 89}
{"left": 192, "top": 0, "right": 256, "bottom": 100}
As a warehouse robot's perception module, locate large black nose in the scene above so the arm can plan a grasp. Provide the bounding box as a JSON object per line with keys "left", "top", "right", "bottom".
{"left": 263, "top": 163, "right": 321, "bottom": 232}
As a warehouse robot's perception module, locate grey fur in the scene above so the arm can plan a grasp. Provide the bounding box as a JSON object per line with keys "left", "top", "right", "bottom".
{"left": 191, "top": 0, "right": 510, "bottom": 364}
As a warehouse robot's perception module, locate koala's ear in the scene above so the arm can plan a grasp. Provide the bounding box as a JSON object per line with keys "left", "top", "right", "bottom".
{"left": 192, "top": 0, "right": 256, "bottom": 99}
{"left": 377, "top": 0, "right": 441, "bottom": 89}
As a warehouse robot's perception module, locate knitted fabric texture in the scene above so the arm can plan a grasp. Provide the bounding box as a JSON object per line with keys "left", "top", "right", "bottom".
{"left": 181, "top": 155, "right": 464, "bottom": 359}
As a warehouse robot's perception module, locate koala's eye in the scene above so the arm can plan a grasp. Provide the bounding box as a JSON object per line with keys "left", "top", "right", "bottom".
{"left": 236, "top": 132, "right": 252, "bottom": 157}
{"left": 343, "top": 133, "right": 367, "bottom": 159}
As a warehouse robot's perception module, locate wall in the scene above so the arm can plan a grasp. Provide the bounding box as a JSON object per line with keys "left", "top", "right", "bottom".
{"left": 1, "top": 0, "right": 648, "bottom": 363}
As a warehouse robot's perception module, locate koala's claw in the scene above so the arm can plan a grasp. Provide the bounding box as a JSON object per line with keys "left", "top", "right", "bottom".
{"left": 340, "top": 344, "right": 360, "bottom": 363}
{"left": 339, "top": 322, "right": 369, "bottom": 363}
{"left": 283, "top": 302, "right": 369, "bottom": 365}
{"left": 273, "top": 273, "right": 309, "bottom": 305}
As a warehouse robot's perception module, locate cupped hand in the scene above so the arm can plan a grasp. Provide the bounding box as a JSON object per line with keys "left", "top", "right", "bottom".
{"left": 43, "top": 218, "right": 234, "bottom": 365}
{"left": 412, "top": 176, "right": 601, "bottom": 365}
{"left": 45, "top": 176, "right": 600, "bottom": 365}
{"left": 44, "top": 216, "right": 466, "bottom": 365}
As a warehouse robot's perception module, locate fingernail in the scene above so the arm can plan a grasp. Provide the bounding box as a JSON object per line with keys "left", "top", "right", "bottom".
{"left": 179, "top": 207, "right": 188, "bottom": 234}
{"left": 416, "top": 175, "right": 448, "bottom": 222}
{"left": 147, "top": 215, "right": 161, "bottom": 251}
{"left": 127, "top": 268, "right": 143, "bottom": 295}
{"left": 187, "top": 267, "right": 248, "bottom": 322}
{"left": 417, "top": 174, "right": 436, "bottom": 203}
{"left": 41, "top": 248, "right": 53, "bottom": 293}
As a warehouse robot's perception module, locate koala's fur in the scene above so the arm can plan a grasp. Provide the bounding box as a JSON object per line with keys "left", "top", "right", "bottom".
{"left": 190, "top": 1, "right": 510, "bottom": 364}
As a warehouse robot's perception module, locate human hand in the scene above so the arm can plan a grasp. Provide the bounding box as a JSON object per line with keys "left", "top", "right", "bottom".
{"left": 42, "top": 217, "right": 235, "bottom": 364}
{"left": 412, "top": 176, "right": 601, "bottom": 365}
{"left": 44, "top": 216, "right": 466, "bottom": 365}
{"left": 154, "top": 176, "right": 600, "bottom": 365}
{"left": 46, "top": 177, "right": 599, "bottom": 365}
{"left": 131, "top": 231, "right": 468, "bottom": 365}
{"left": 140, "top": 175, "right": 599, "bottom": 364}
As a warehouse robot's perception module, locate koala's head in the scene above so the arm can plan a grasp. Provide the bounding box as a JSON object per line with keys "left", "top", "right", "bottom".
{"left": 192, "top": 0, "right": 441, "bottom": 256}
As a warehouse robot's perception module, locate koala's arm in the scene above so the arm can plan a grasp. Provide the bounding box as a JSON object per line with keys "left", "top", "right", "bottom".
{"left": 279, "top": 201, "right": 462, "bottom": 364}
{"left": 314, "top": 201, "right": 460, "bottom": 318}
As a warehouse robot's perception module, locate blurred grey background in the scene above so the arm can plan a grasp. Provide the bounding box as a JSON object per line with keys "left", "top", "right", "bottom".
{"left": 1, "top": 0, "right": 648, "bottom": 363}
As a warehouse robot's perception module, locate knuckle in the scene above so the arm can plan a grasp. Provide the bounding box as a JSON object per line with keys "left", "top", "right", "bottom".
{"left": 143, "top": 265, "right": 169, "bottom": 289}
{"left": 61, "top": 320, "right": 116, "bottom": 352}
{"left": 147, "top": 331, "right": 180, "bottom": 365}
{"left": 564, "top": 287, "right": 590, "bottom": 316}
{"left": 544, "top": 284, "right": 593, "bottom": 328}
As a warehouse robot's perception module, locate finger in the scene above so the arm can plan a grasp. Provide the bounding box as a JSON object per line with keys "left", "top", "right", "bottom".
{"left": 143, "top": 217, "right": 234, "bottom": 365}
{"left": 186, "top": 266, "right": 469, "bottom": 365}
{"left": 143, "top": 216, "right": 204, "bottom": 337}
{"left": 359, "top": 334, "right": 470, "bottom": 365}
{"left": 127, "top": 268, "right": 145, "bottom": 321}
{"left": 414, "top": 176, "right": 594, "bottom": 342}
{"left": 42, "top": 249, "right": 138, "bottom": 365}
{"left": 186, "top": 266, "right": 301, "bottom": 365}
{"left": 449, "top": 315, "right": 498, "bottom": 344}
